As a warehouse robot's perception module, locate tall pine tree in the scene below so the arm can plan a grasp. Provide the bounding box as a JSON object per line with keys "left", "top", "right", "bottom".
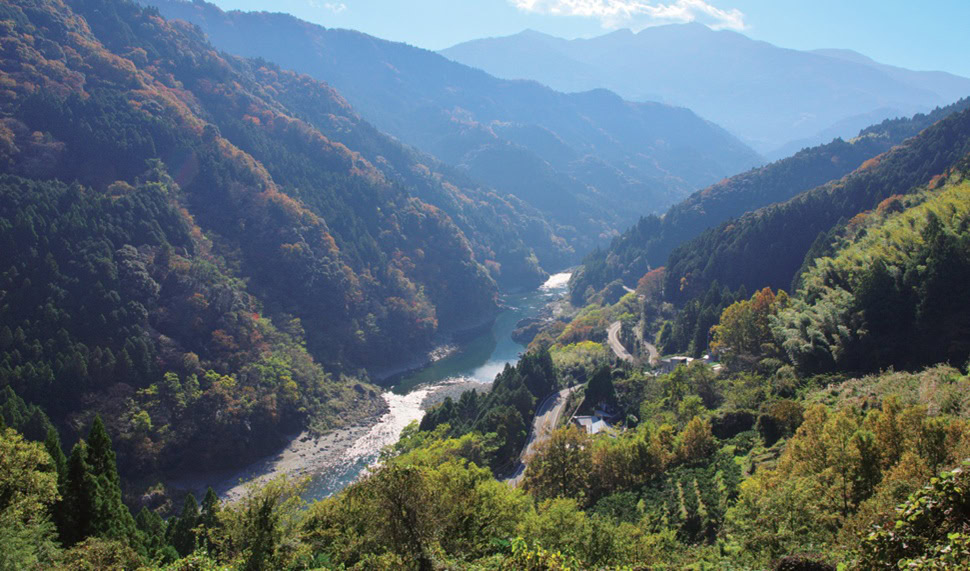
{"left": 87, "top": 416, "right": 121, "bottom": 489}
{"left": 199, "top": 486, "right": 221, "bottom": 550}
{"left": 62, "top": 441, "right": 99, "bottom": 545}
{"left": 43, "top": 427, "right": 67, "bottom": 490}
{"left": 44, "top": 426, "right": 70, "bottom": 537}
{"left": 60, "top": 417, "right": 138, "bottom": 547}
{"left": 136, "top": 506, "right": 176, "bottom": 562}
{"left": 86, "top": 416, "right": 138, "bottom": 544}
{"left": 170, "top": 493, "right": 200, "bottom": 556}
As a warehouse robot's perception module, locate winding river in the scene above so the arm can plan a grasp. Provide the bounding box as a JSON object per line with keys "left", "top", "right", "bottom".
{"left": 301, "top": 271, "right": 571, "bottom": 500}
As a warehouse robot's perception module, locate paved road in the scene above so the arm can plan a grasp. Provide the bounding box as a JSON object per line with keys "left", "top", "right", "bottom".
{"left": 507, "top": 386, "right": 578, "bottom": 487}
{"left": 607, "top": 321, "right": 635, "bottom": 363}
{"left": 641, "top": 337, "right": 660, "bottom": 365}
{"left": 609, "top": 320, "right": 661, "bottom": 366}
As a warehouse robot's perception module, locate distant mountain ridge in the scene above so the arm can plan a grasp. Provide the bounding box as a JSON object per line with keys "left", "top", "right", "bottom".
{"left": 143, "top": 0, "right": 763, "bottom": 258}
{"left": 442, "top": 25, "right": 970, "bottom": 155}
{"left": 813, "top": 47, "right": 970, "bottom": 103}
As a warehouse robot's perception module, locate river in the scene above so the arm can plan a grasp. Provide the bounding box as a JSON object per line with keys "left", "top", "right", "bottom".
{"left": 300, "top": 271, "right": 571, "bottom": 500}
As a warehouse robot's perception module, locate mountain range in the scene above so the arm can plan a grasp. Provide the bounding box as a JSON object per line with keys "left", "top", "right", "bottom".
{"left": 442, "top": 24, "right": 970, "bottom": 156}
{"left": 143, "top": 0, "right": 764, "bottom": 258}
{"left": 7, "top": 1, "right": 970, "bottom": 569}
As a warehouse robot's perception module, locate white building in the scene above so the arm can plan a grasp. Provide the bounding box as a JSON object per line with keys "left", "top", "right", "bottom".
{"left": 573, "top": 415, "right": 610, "bottom": 435}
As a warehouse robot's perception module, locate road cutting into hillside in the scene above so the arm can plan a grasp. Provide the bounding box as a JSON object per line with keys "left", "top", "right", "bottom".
{"left": 507, "top": 386, "right": 579, "bottom": 487}
{"left": 608, "top": 320, "right": 635, "bottom": 363}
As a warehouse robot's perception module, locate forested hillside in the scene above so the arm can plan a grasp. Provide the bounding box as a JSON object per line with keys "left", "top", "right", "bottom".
{"left": 263, "top": 142, "right": 970, "bottom": 570}
{"left": 0, "top": 0, "right": 524, "bottom": 477}
{"left": 775, "top": 171, "right": 970, "bottom": 374}
{"left": 1, "top": 0, "right": 505, "bottom": 366}
{"left": 249, "top": 66, "right": 567, "bottom": 288}
{"left": 664, "top": 104, "right": 970, "bottom": 304}
{"left": 144, "top": 0, "right": 763, "bottom": 256}
{"left": 0, "top": 171, "right": 385, "bottom": 476}
{"left": 5, "top": 1, "right": 970, "bottom": 569}
{"left": 570, "top": 99, "right": 970, "bottom": 303}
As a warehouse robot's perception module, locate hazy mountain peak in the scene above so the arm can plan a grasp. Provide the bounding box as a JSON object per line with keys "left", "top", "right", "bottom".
{"left": 603, "top": 27, "right": 636, "bottom": 37}
{"left": 812, "top": 47, "right": 878, "bottom": 66}
{"left": 515, "top": 28, "right": 557, "bottom": 39}
{"left": 442, "top": 26, "right": 970, "bottom": 154}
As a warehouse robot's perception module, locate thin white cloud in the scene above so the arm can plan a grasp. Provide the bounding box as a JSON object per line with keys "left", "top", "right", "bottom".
{"left": 509, "top": 0, "right": 745, "bottom": 31}
{"left": 309, "top": 0, "right": 347, "bottom": 14}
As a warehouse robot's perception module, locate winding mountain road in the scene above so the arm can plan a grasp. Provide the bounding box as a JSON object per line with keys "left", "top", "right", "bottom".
{"left": 607, "top": 321, "right": 635, "bottom": 363}
{"left": 608, "top": 320, "right": 660, "bottom": 365}
{"left": 640, "top": 335, "right": 660, "bottom": 365}
{"left": 507, "top": 386, "right": 578, "bottom": 487}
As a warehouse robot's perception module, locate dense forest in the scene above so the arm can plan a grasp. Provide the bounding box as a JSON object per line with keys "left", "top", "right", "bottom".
{"left": 10, "top": 325, "right": 970, "bottom": 568}
{"left": 4, "top": 0, "right": 970, "bottom": 569}
{"left": 775, "top": 173, "right": 970, "bottom": 374}
{"left": 0, "top": 170, "right": 385, "bottom": 476}
{"left": 569, "top": 98, "right": 970, "bottom": 304}
{"left": 1, "top": 0, "right": 508, "bottom": 369}
{"left": 0, "top": 0, "right": 523, "bottom": 479}
{"left": 663, "top": 104, "right": 970, "bottom": 304}
{"left": 416, "top": 349, "right": 559, "bottom": 474}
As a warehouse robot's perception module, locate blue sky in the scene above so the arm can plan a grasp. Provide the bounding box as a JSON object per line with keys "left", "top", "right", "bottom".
{"left": 208, "top": 0, "right": 970, "bottom": 77}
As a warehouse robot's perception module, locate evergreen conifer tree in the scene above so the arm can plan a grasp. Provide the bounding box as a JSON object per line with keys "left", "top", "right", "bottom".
{"left": 199, "top": 486, "right": 221, "bottom": 550}
{"left": 44, "top": 427, "right": 67, "bottom": 489}
{"left": 136, "top": 506, "right": 172, "bottom": 562}
{"left": 171, "top": 493, "right": 200, "bottom": 556}
{"left": 60, "top": 417, "right": 138, "bottom": 546}
{"left": 62, "top": 441, "right": 99, "bottom": 545}
{"left": 86, "top": 416, "right": 120, "bottom": 488}
{"left": 85, "top": 416, "right": 138, "bottom": 544}
{"left": 44, "top": 426, "right": 70, "bottom": 536}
